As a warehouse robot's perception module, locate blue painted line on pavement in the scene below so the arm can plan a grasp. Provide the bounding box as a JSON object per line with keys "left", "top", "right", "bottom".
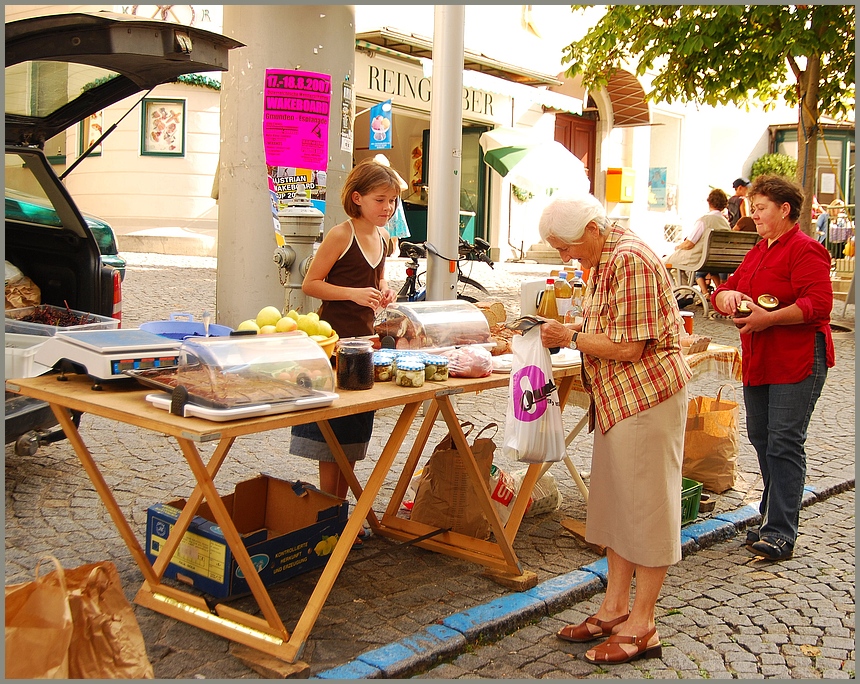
{"left": 440, "top": 592, "right": 545, "bottom": 640}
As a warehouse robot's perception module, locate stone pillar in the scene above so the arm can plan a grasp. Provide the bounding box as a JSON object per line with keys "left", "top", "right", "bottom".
{"left": 216, "top": 5, "right": 355, "bottom": 326}
{"left": 425, "top": 5, "right": 465, "bottom": 301}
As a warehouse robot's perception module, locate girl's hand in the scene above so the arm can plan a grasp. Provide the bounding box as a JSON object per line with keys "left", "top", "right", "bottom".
{"left": 380, "top": 288, "right": 397, "bottom": 308}
{"left": 353, "top": 287, "right": 384, "bottom": 310}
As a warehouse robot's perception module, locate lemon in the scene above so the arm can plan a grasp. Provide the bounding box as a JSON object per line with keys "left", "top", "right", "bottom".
{"left": 256, "top": 305, "right": 282, "bottom": 328}
{"left": 236, "top": 319, "right": 260, "bottom": 332}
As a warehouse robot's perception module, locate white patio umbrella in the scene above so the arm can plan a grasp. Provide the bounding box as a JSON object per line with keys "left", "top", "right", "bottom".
{"left": 479, "top": 128, "right": 590, "bottom": 197}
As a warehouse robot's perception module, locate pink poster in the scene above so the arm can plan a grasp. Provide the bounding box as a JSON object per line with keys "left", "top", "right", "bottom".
{"left": 263, "top": 69, "right": 331, "bottom": 169}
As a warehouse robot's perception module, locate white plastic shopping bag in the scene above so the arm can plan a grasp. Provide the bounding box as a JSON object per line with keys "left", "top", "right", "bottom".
{"left": 502, "top": 326, "right": 565, "bottom": 463}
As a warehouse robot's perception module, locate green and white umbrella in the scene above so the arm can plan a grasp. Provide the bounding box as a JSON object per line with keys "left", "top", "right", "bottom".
{"left": 479, "top": 127, "right": 590, "bottom": 196}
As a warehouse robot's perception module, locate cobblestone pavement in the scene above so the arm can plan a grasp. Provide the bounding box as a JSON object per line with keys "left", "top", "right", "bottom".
{"left": 4, "top": 253, "right": 855, "bottom": 678}
{"left": 417, "top": 489, "right": 855, "bottom": 680}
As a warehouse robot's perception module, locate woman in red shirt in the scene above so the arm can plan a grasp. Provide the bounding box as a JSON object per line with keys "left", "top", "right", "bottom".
{"left": 712, "top": 174, "right": 834, "bottom": 561}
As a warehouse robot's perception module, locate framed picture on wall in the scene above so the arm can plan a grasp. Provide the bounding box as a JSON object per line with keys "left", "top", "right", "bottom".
{"left": 140, "top": 98, "right": 185, "bottom": 156}
{"left": 79, "top": 111, "right": 104, "bottom": 156}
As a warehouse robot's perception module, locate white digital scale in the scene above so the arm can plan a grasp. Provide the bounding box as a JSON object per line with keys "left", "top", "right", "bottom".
{"left": 34, "top": 329, "right": 182, "bottom": 382}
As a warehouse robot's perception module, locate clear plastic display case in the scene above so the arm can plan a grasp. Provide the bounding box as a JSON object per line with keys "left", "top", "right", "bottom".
{"left": 128, "top": 332, "right": 336, "bottom": 414}
{"left": 374, "top": 300, "right": 492, "bottom": 350}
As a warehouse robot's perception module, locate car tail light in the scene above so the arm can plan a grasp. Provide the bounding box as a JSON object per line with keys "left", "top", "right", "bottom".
{"left": 111, "top": 269, "right": 122, "bottom": 326}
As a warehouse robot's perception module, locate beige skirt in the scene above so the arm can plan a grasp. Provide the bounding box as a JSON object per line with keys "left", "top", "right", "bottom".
{"left": 586, "top": 387, "right": 687, "bottom": 567}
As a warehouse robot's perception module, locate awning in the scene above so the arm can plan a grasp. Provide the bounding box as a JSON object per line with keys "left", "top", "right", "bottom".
{"left": 604, "top": 69, "right": 650, "bottom": 127}
{"left": 356, "top": 27, "right": 562, "bottom": 87}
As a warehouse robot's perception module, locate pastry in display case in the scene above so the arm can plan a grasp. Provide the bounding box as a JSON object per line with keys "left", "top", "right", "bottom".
{"left": 126, "top": 332, "right": 338, "bottom": 420}
{"left": 374, "top": 300, "right": 492, "bottom": 350}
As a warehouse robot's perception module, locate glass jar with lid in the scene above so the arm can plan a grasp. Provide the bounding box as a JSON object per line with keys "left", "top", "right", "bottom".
{"left": 336, "top": 339, "right": 374, "bottom": 390}
{"left": 395, "top": 359, "right": 425, "bottom": 387}
{"left": 422, "top": 354, "right": 449, "bottom": 381}
{"left": 372, "top": 352, "right": 395, "bottom": 382}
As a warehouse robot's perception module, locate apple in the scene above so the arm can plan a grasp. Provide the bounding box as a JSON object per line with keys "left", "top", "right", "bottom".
{"left": 275, "top": 316, "right": 298, "bottom": 333}
{"left": 317, "top": 319, "right": 334, "bottom": 338}
{"left": 306, "top": 311, "right": 320, "bottom": 323}
{"left": 259, "top": 325, "right": 278, "bottom": 334}
{"left": 286, "top": 309, "right": 300, "bottom": 322}
{"left": 310, "top": 334, "right": 329, "bottom": 343}
{"left": 237, "top": 319, "right": 260, "bottom": 333}
{"left": 256, "top": 305, "right": 282, "bottom": 328}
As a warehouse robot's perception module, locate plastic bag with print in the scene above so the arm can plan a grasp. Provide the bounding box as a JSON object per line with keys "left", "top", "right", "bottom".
{"left": 502, "top": 326, "right": 565, "bottom": 463}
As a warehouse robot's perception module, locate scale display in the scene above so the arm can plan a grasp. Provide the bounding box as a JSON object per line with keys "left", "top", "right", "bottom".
{"left": 34, "top": 328, "right": 183, "bottom": 381}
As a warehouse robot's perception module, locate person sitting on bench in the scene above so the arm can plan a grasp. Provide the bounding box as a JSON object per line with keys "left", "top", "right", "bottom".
{"left": 664, "top": 189, "right": 731, "bottom": 294}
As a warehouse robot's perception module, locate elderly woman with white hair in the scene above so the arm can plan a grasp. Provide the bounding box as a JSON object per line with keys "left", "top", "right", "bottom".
{"left": 537, "top": 193, "right": 692, "bottom": 665}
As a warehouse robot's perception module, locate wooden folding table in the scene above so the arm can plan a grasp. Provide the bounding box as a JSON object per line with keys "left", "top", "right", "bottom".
{"left": 6, "top": 365, "right": 582, "bottom": 667}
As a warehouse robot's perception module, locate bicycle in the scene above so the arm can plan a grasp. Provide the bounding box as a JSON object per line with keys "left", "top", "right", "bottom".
{"left": 396, "top": 236, "right": 494, "bottom": 302}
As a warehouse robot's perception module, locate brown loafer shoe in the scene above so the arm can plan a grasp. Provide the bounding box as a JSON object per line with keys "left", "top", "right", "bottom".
{"left": 557, "top": 613, "right": 629, "bottom": 643}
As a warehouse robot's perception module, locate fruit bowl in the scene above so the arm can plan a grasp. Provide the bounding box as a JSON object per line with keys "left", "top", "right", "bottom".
{"left": 316, "top": 333, "right": 339, "bottom": 359}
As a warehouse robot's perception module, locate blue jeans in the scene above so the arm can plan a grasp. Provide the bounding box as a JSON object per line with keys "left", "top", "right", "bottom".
{"left": 743, "top": 332, "right": 827, "bottom": 546}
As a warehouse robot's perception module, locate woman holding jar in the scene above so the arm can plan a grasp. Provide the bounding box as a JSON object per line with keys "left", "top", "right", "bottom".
{"left": 712, "top": 174, "right": 835, "bottom": 561}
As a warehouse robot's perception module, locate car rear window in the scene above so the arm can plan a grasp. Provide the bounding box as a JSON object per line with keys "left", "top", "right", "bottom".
{"left": 6, "top": 61, "right": 119, "bottom": 119}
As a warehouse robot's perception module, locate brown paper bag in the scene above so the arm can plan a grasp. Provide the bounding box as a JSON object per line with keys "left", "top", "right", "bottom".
{"left": 5, "top": 557, "right": 73, "bottom": 679}
{"left": 683, "top": 385, "right": 739, "bottom": 493}
{"left": 64, "top": 561, "right": 154, "bottom": 679}
{"left": 410, "top": 423, "right": 497, "bottom": 539}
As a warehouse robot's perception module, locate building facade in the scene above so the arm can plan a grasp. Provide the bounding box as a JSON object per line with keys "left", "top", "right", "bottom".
{"left": 9, "top": 4, "right": 854, "bottom": 263}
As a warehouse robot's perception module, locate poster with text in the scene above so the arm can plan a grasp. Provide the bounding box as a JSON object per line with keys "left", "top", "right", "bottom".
{"left": 263, "top": 69, "right": 331, "bottom": 169}
{"left": 267, "top": 166, "right": 327, "bottom": 215}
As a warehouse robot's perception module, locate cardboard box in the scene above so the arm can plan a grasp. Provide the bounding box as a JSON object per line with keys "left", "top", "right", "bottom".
{"left": 146, "top": 475, "right": 348, "bottom": 598}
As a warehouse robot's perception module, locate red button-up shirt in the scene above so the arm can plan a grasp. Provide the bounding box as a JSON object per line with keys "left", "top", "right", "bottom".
{"left": 712, "top": 225, "right": 835, "bottom": 386}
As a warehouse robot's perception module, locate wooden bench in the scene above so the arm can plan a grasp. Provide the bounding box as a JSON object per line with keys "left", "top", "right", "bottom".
{"left": 668, "top": 230, "right": 761, "bottom": 317}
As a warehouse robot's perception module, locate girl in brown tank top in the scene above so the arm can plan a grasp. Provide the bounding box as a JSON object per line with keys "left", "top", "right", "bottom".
{"left": 291, "top": 160, "right": 402, "bottom": 524}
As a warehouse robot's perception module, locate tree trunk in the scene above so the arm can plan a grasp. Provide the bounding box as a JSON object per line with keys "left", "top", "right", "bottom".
{"left": 796, "top": 54, "right": 821, "bottom": 238}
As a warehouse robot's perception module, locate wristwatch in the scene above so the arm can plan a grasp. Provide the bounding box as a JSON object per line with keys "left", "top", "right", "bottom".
{"left": 569, "top": 332, "right": 579, "bottom": 350}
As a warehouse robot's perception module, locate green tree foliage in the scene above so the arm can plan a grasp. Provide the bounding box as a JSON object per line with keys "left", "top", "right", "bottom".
{"left": 751, "top": 153, "right": 798, "bottom": 181}
{"left": 562, "top": 5, "right": 855, "bottom": 235}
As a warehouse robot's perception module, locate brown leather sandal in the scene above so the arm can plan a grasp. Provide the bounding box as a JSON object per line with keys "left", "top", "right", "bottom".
{"left": 556, "top": 613, "right": 629, "bottom": 643}
{"left": 583, "top": 626, "right": 662, "bottom": 664}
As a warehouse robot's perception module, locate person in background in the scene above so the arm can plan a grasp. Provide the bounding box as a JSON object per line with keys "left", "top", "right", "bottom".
{"left": 538, "top": 193, "right": 691, "bottom": 665}
{"left": 727, "top": 177, "right": 751, "bottom": 228}
{"left": 813, "top": 200, "right": 829, "bottom": 244}
{"left": 373, "top": 153, "right": 410, "bottom": 256}
{"left": 712, "top": 174, "right": 834, "bottom": 562}
{"left": 291, "top": 159, "right": 399, "bottom": 545}
{"left": 664, "top": 188, "right": 731, "bottom": 293}
{"left": 734, "top": 216, "right": 757, "bottom": 232}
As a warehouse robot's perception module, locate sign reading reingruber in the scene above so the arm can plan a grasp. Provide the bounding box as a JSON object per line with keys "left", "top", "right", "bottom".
{"left": 263, "top": 69, "right": 331, "bottom": 170}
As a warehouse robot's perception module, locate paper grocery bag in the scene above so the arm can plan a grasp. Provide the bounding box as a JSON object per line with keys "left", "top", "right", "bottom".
{"left": 5, "top": 557, "right": 73, "bottom": 679}
{"left": 683, "top": 385, "right": 739, "bottom": 493}
{"left": 64, "top": 561, "right": 154, "bottom": 679}
{"left": 410, "top": 423, "right": 497, "bottom": 539}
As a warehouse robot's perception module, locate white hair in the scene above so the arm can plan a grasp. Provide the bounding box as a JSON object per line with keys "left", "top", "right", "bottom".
{"left": 538, "top": 193, "right": 609, "bottom": 243}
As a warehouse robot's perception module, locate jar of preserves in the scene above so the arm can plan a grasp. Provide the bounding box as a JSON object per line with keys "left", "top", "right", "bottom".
{"left": 373, "top": 352, "right": 394, "bottom": 382}
{"left": 336, "top": 339, "right": 374, "bottom": 390}
{"left": 422, "top": 354, "right": 449, "bottom": 382}
{"left": 395, "top": 359, "right": 425, "bottom": 387}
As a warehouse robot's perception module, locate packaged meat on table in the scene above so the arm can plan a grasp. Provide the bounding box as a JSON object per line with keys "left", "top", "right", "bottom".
{"left": 374, "top": 300, "right": 492, "bottom": 350}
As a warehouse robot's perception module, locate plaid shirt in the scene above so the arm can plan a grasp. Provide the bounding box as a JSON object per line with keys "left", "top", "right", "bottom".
{"left": 581, "top": 224, "right": 692, "bottom": 434}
